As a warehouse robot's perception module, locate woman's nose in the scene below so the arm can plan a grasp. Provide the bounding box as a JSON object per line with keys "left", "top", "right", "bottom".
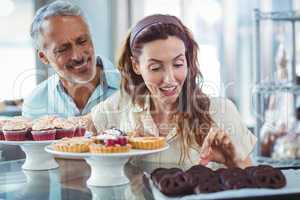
{"left": 163, "top": 67, "right": 176, "bottom": 83}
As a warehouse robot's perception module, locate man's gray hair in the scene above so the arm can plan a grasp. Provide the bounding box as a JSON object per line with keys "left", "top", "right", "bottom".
{"left": 30, "top": 0, "right": 88, "bottom": 49}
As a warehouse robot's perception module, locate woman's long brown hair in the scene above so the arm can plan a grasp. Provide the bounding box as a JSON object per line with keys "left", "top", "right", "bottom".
{"left": 117, "top": 15, "right": 214, "bottom": 164}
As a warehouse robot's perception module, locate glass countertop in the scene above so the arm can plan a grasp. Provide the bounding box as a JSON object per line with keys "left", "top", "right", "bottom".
{"left": 1, "top": 158, "right": 300, "bottom": 200}
{"left": 0, "top": 158, "right": 181, "bottom": 200}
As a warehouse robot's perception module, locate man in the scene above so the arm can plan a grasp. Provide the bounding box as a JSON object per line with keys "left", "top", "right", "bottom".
{"left": 22, "top": 0, "right": 119, "bottom": 119}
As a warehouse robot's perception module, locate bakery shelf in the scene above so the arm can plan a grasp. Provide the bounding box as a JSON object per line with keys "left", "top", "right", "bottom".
{"left": 255, "top": 9, "right": 300, "bottom": 21}
{"left": 253, "top": 83, "right": 300, "bottom": 94}
{"left": 253, "top": 9, "right": 300, "bottom": 166}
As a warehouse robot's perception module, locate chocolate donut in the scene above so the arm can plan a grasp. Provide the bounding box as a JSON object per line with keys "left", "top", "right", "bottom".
{"left": 185, "top": 164, "right": 213, "bottom": 175}
{"left": 151, "top": 164, "right": 287, "bottom": 197}
{"left": 194, "top": 181, "right": 222, "bottom": 194}
{"left": 186, "top": 168, "right": 219, "bottom": 187}
{"left": 245, "top": 165, "right": 286, "bottom": 189}
{"left": 151, "top": 167, "right": 183, "bottom": 187}
{"left": 158, "top": 172, "right": 193, "bottom": 196}
{"left": 185, "top": 165, "right": 222, "bottom": 193}
{"left": 217, "top": 167, "right": 255, "bottom": 190}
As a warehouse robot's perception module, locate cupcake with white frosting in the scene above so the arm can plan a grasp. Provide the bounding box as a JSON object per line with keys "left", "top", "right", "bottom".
{"left": 3, "top": 120, "right": 28, "bottom": 141}
{"left": 12, "top": 116, "right": 33, "bottom": 140}
{"left": 31, "top": 119, "right": 56, "bottom": 141}
{"left": 68, "top": 116, "right": 88, "bottom": 137}
{"left": 53, "top": 118, "right": 76, "bottom": 139}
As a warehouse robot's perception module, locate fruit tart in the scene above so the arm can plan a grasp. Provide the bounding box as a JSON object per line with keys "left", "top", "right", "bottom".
{"left": 90, "top": 128, "right": 131, "bottom": 153}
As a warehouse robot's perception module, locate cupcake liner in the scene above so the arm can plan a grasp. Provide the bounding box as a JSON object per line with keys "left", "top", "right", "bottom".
{"left": 55, "top": 128, "right": 75, "bottom": 139}
{"left": 75, "top": 127, "right": 86, "bottom": 137}
{"left": 31, "top": 129, "right": 56, "bottom": 141}
{"left": 0, "top": 131, "right": 4, "bottom": 140}
{"left": 26, "top": 128, "right": 33, "bottom": 140}
{"left": 3, "top": 129, "right": 27, "bottom": 141}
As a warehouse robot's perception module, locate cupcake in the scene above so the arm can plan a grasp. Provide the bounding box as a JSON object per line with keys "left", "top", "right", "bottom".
{"left": 68, "top": 116, "right": 88, "bottom": 137}
{"left": 0, "top": 120, "right": 8, "bottom": 140}
{"left": 13, "top": 116, "right": 33, "bottom": 140}
{"left": 3, "top": 120, "right": 28, "bottom": 141}
{"left": 53, "top": 118, "right": 76, "bottom": 139}
{"left": 31, "top": 119, "right": 56, "bottom": 141}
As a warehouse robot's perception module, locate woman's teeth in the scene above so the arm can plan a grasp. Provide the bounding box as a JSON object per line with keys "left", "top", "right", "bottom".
{"left": 160, "top": 86, "right": 176, "bottom": 91}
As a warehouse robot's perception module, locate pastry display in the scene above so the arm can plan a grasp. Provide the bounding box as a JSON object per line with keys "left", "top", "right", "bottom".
{"left": 151, "top": 164, "right": 287, "bottom": 197}
{"left": 272, "top": 133, "right": 300, "bottom": 159}
{"left": 129, "top": 136, "right": 166, "bottom": 150}
{"left": 52, "top": 137, "right": 93, "bottom": 152}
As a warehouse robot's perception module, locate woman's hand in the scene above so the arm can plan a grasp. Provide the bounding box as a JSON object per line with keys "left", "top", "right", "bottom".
{"left": 85, "top": 114, "right": 97, "bottom": 136}
{"left": 199, "top": 127, "right": 238, "bottom": 168}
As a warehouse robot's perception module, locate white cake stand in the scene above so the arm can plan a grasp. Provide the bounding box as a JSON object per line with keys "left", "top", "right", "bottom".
{"left": 0, "top": 140, "right": 59, "bottom": 170}
{"left": 45, "top": 145, "right": 169, "bottom": 187}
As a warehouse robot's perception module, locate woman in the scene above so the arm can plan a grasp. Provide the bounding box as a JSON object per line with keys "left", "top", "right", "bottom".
{"left": 87, "top": 14, "right": 257, "bottom": 168}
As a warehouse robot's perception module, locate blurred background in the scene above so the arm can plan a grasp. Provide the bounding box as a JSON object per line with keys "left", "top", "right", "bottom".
{"left": 0, "top": 0, "right": 296, "bottom": 125}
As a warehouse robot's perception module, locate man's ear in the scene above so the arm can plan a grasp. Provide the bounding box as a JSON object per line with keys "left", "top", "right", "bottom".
{"left": 38, "top": 50, "right": 50, "bottom": 65}
{"left": 130, "top": 56, "right": 141, "bottom": 75}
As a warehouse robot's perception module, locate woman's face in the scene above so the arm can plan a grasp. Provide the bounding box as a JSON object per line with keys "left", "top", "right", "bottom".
{"left": 133, "top": 36, "right": 188, "bottom": 109}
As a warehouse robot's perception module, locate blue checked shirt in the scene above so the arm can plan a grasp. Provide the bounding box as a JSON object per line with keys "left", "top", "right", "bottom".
{"left": 22, "top": 56, "right": 120, "bottom": 119}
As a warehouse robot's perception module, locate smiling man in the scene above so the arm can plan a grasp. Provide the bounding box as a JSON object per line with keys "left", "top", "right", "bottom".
{"left": 22, "top": 0, "right": 119, "bottom": 119}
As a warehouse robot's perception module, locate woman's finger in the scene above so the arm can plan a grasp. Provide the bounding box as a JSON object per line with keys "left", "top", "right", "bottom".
{"left": 214, "top": 130, "right": 226, "bottom": 146}
{"left": 202, "top": 146, "right": 226, "bottom": 164}
{"left": 199, "top": 147, "right": 212, "bottom": 165}
{"left": 200, "top": 129, "right": 217, "bottom": 156}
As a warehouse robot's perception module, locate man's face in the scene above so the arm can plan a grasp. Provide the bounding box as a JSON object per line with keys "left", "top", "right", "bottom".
{"left": 38, "top": 15, "right": 96, "bottom": 84}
